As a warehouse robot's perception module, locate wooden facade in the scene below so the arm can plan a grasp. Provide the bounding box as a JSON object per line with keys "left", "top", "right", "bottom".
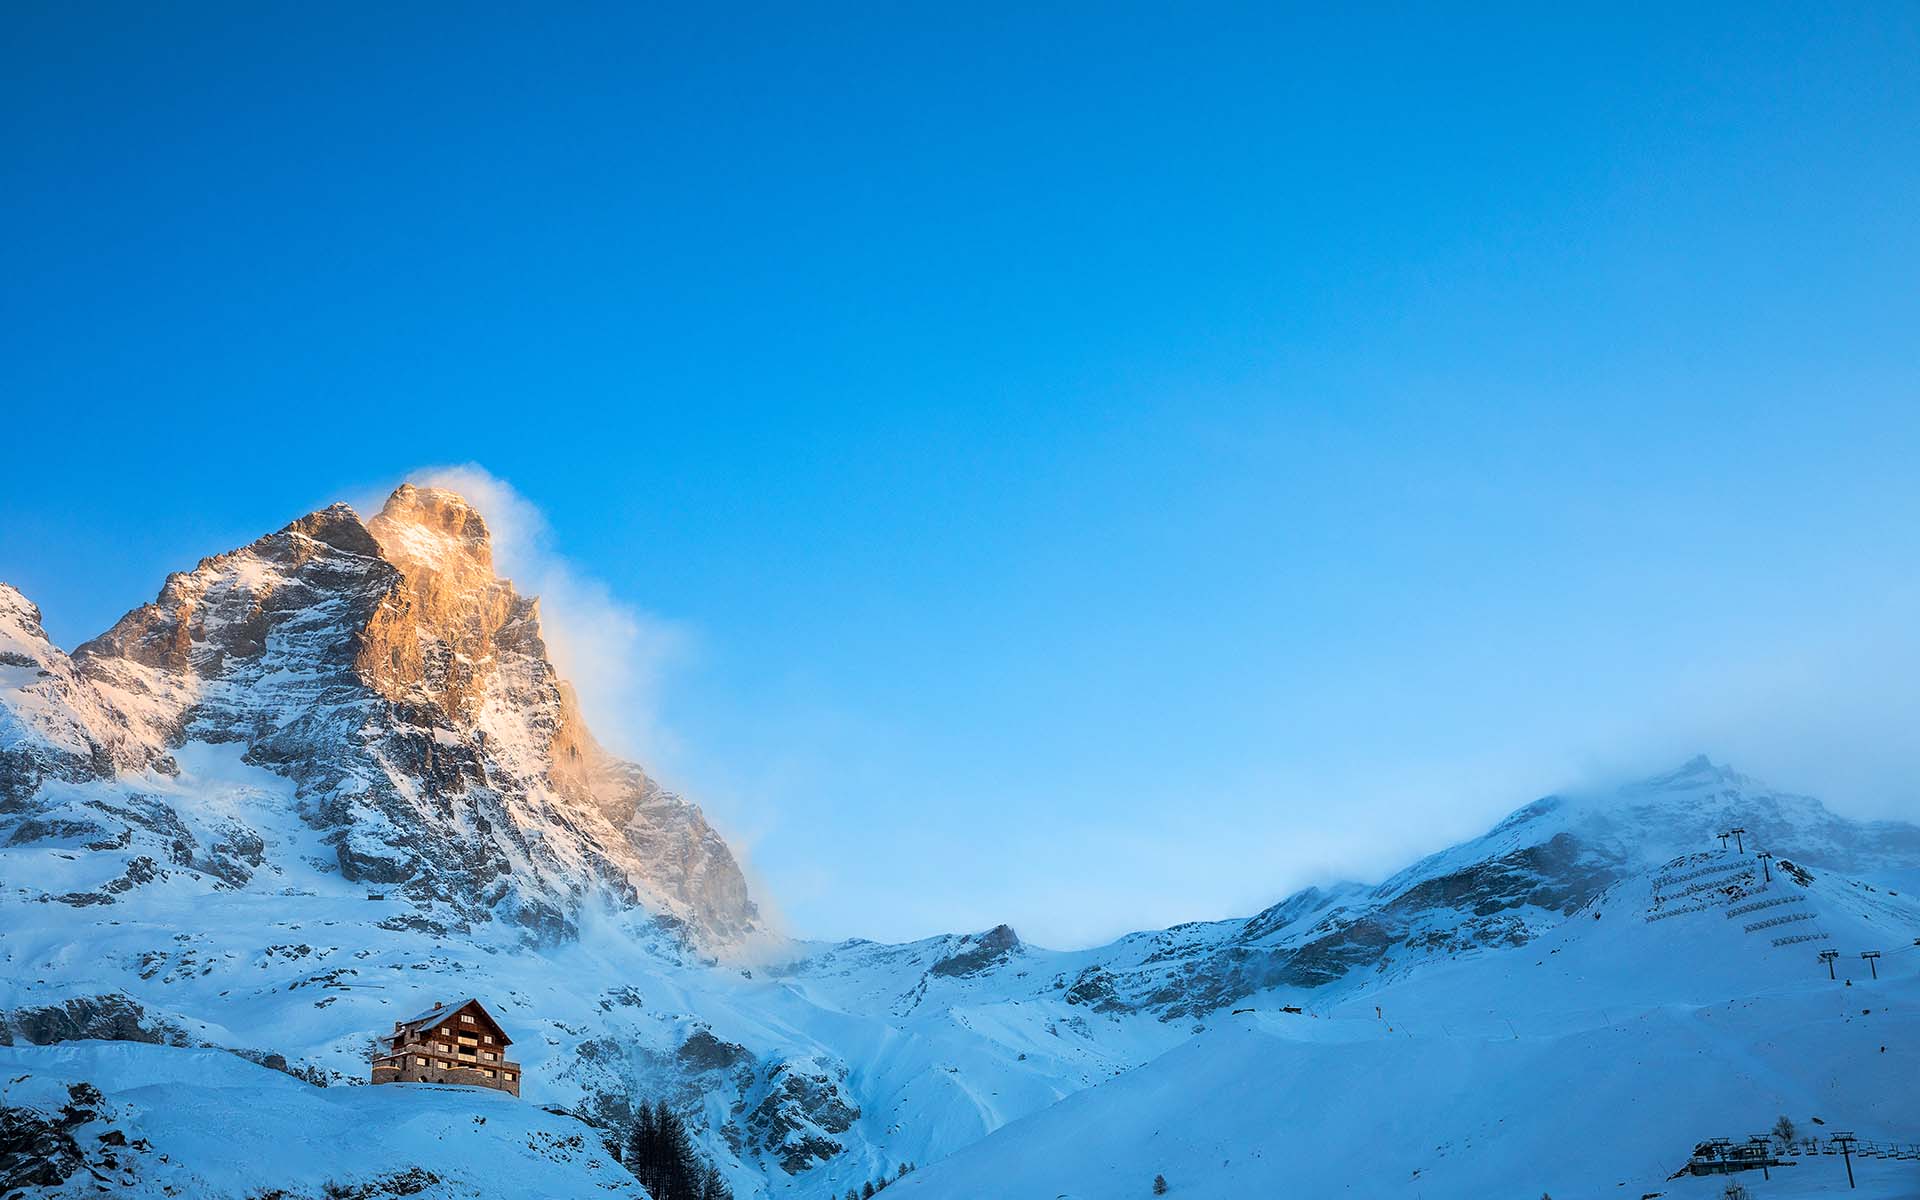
{"left": 370, "top": 998, "right": 522, "bottom": 1097}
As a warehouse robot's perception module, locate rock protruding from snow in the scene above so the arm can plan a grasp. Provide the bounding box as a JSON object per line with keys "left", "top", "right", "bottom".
{"left": 928, "top": 925, "right": 1022, "bottom": 978}
{"left": 0, "top": 583, "right": 169, "bottom": 804}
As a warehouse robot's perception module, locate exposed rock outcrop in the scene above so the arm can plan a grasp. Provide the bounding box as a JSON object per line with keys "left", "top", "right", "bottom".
{"left": 927, "top": 924, "right": 1021, "bottom": 978}
{"left": 0, "top": 1083, "right": 103, "bottom": 1195}
{"left": 0, "top": 994, "right": 187, "bottom": 1048}
{"left": 0, "top": 585, "right": 170, "bottom": 807}
{"left": 746, "top": 1058, "right": 861, "bottom": 1174}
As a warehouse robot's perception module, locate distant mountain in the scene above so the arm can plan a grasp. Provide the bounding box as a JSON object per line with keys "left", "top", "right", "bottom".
{"left": 4, "top": 488, "right": 1917, "bottom": 1199}
{"left": 1070, "top": 754, "right": 1920, "bottom": 1018}
{"left": 887, "top": 777, "right": 1920, "bottom": 1198}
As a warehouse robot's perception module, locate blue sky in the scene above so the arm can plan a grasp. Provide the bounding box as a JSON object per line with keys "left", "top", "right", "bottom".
{"left": 4, "top": 4, "right": 1918, "bottom": 946}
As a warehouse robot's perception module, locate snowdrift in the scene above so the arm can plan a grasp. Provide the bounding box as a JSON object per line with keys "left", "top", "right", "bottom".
{"left": 0, "top": 1041, "right": 642, "bottom": 1198}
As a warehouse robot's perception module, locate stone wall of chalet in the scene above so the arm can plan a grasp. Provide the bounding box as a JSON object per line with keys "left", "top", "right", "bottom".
{"left": 371, "top": 1061, "right": 521, "bottom": 1097}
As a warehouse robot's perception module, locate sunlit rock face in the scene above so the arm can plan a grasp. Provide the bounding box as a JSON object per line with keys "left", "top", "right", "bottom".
{"left": 7, "top": 484, "right": 757, "bottom": 944}
{"left": 362, "top": 484, "right": 523, "bottom": 726}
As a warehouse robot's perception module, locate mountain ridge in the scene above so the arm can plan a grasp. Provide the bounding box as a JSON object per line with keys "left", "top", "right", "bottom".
{"left": 4, "top": 488, "right": 1917, "bottom": 1198}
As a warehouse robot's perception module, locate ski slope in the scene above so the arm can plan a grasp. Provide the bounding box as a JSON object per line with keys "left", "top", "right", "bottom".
{"left": 891, "top": 852, "right": 1920, "bottom": 1199}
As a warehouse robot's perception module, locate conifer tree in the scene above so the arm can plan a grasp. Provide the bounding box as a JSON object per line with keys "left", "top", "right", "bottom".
{"left": 625, "top": 1096, "right": 731, "bottom": 1200}
{"left": 625, "top": 1104, "right": 659, "bottom": 1190}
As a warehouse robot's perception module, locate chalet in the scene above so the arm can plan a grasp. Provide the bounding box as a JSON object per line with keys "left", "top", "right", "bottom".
{"left": 370, "top": 998, "right": 522, "bottom": 1097}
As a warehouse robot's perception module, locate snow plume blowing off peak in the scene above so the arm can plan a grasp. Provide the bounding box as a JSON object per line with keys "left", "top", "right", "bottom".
{"left": 357, "top": 472, "right": 757, "bottom": 941}
{"left": 369, "top": 465, "right": 692, "bottom": 767}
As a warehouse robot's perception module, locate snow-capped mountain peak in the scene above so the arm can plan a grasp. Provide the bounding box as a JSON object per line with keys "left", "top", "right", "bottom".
{"left": 367, "top": 484, "right": 495, "bottom": 573}
{"left": 0, "top": 485, "right": 756, "bottom": 945}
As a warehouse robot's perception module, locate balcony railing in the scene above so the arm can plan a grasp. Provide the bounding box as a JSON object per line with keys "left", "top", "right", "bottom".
{"left": 372, "top": 1054, "right": 521, "bottom": 1080}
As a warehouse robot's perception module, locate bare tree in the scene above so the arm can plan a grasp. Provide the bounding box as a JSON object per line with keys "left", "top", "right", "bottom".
{"left": 1772, "top": 1114, "right": 1796, "bottom": 1147}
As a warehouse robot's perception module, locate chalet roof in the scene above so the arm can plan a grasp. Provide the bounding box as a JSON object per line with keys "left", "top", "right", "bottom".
{"left": 394, "top": 997, "right": 512, "bottom": 1044}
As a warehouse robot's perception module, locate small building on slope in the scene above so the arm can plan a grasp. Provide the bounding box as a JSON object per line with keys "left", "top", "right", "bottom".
{"left": 370, "top": 998, "right": 521, "bottom": 1097}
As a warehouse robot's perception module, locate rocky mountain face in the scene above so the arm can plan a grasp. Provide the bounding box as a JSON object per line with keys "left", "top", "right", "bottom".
{"left": 2, "top": 485, "right": 755, "bottom": 944}
{"left": 0, "top": 587, "right": 170, "bottom": 806}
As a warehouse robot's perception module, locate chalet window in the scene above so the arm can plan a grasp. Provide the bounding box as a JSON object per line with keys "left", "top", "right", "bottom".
{"left": 414, "top": 1057, "right": 427, "bottom": 1066}
{"left": 461, "top": 1014, "right": 476, "bottom": 1024}
{"left": 482, "top": 1035, "right": 493, "bottom": 1044}
{"left": 504, "top": 1072, "right": 516, "bottom": 1081}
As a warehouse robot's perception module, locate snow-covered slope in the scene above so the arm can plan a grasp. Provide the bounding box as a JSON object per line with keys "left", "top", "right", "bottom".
{"left": 5, "top": 488, "right": 1917, "bottom": 1199}
{"left": 0, "top": 740, "right": 1186, "bottom": 1197}
{"left": 0, "top": 1041, "right": 640, "bottom": 1198}
{"left": 0, "top": 586, "right": 167, "bottom": 806}
{"left": 890, "top": 845, "right": 1920, "bottom": 1199}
